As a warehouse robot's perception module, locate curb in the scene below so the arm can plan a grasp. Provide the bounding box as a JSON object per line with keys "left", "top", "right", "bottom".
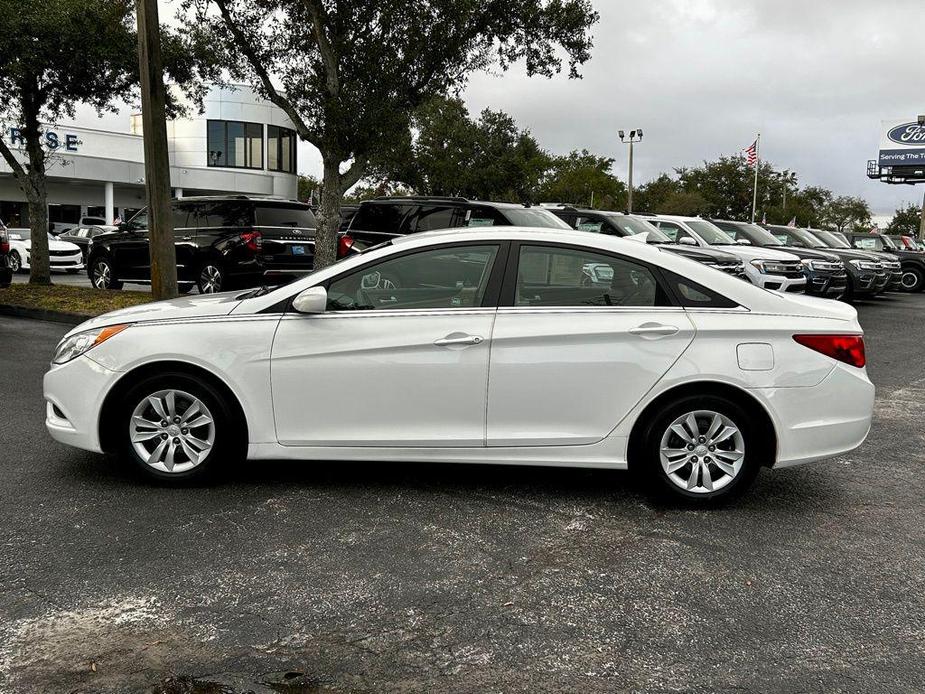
{"left": 0, "top": 304, "right": 88, "bottom": 326}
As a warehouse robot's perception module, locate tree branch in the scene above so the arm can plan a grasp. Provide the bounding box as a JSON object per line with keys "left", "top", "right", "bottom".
{"left": 340, "top": 158, "right": 367, "bottom": 191}
{"left": 301, "top": 0, "right": 339, "bottom": 96}
{"left": 0, "top": 133, "right": 34, "bottom": 197}
{"left": 212, "top": 0, "right": 314, "bottom": 142}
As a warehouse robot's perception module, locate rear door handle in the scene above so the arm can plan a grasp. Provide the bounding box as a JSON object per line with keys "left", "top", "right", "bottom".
{"left": 434, "top": 334, "right": 484, "bottom": 347}
{"left": 629, "top": 323, "right": 680, "bottom": 338}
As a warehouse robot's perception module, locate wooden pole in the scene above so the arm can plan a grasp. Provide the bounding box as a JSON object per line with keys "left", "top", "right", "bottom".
{"left": 135, "top": 0, "right": 177, "bottom": 300}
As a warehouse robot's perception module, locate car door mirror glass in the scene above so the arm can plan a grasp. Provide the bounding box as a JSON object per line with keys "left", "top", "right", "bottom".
{"left": 736, "top": 238, "right": 751, "bottom": 245}
{"left": 678, "top": 237, "right": 697, "bottom": 246}
{"left": 292, "top": 286, "right": 328, "bottom": 314}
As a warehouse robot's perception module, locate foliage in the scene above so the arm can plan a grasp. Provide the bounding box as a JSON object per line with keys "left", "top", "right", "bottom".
{"left": 819, "top": 195, "right": 872, "bottom": 233}
{"left": 537, "top": 150, "right": 625, "bottom": 209}
{"left": 182, "top": 0, "right": 599, "bottom": 267}
{"left": 298, "top": 175, "right": 321, "bottom": 204}
{"left": 886, "top": 203, "right": 923, "bottom": 237}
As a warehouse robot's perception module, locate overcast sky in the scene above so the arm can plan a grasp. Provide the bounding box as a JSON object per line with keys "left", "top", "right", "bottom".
{"left": 80, "top": 0, "right": 924, "bottom": 220}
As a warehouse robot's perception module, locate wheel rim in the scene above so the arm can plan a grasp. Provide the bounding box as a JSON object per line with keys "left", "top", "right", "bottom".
{"left": 10, "top": 252, "right": 20, "bottom": 272}
{"left": 659, "top": 410, "right": 745, "bottom": 494}
{"left": 93, "top": 261, "right": 111, "bottom": 288}
{"left": 200, "top": 265, "right": 222, "bottom": 293}
{"left": 129, "top": 389, "right": 216, "bottom": 474}
{"left": 901, "top": 271, "right": 918, "bottom": 289}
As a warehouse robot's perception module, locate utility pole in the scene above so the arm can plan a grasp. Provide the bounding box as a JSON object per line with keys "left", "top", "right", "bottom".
{"left": 619, "top": 129, "right": 643, "bottom": 213}
{"left": 135, "top": 0, "right": 177, "bottom": 300}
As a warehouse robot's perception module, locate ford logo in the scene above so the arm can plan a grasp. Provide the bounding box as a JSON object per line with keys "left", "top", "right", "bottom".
{"left": 887, "top": 123, "right": 925, "bottom": 145}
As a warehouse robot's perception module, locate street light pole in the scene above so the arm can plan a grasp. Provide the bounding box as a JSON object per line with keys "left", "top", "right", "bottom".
{"left": 619, "top": 129, "right": 643, "bottom": 213}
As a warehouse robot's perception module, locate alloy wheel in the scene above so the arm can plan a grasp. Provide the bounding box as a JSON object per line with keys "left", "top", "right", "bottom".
{"left": 92, "top": 260, "right": 112, "bottom": 289}
{"left": 199, "top": 265, "right": 222, "bottom": 293}
{"left": 129, "top": 389, "right": 216, "bottom": 474}
{"left": 659, "top": 410, "right": 745, "bottom": 494}
{"left": 901, "top": 271, "right": 919, "bottom": 290}
{"left": 9, "top": 251, "right": 21, "bottom": 273}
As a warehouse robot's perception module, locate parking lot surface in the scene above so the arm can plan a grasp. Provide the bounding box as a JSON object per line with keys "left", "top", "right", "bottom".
{"left": 1, "top": 294, "right": 924, "bottom": 693}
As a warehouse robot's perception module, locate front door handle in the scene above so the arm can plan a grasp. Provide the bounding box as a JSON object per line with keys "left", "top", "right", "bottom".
{"left": 629, "top": 323, "right": 680, "bottom": 338}
{"left": 182, "top": 235, "right": 193, "bottom": 241}
{"left": 434, "top": 334, "right": 484, "bottom": 347}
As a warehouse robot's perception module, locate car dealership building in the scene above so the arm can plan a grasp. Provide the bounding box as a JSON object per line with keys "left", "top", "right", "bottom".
{"left": 0, "top": 84, "right": 300, "bottom": 229}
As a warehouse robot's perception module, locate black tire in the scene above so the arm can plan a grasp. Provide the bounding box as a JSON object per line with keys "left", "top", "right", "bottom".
{"left": 900, "top": 266, "right": 924, "bottom": 292}
{"left": 89, "top": 255, "right": 123, "bottom": 290}
{"left": 197, "top": 261, "right": 225, "bottom": 294}
{"left": 9, "top": 250, "right": 23, "bottom": 274}
{"left": 117, "top": 372, "right": 244, "bottom": 483}
{"left": 177, "top": 283, "right": 195, "bottom": 295}
{"left": 637, "top": 394, "right": 764, "bottom": 504}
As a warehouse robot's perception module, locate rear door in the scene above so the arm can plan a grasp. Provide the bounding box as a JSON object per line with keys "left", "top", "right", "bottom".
{"left": 487, "top": 243, "right": 695, "bottom": 446}
{"left": 172, "top": 202, "right": 198, "bottom": 280}
{"left": 112, "top": 209, "right": 151, "bottom": 279}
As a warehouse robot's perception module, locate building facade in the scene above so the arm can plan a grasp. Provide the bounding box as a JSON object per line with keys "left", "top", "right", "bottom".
{"left": 0, "top": 84, "right": 299, "bottom": 230}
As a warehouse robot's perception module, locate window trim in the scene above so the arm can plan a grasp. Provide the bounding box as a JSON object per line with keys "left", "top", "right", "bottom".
{"left": 207, "top": 119, "right": 264, "bottom": 171}
{"left": 499, "top": 241, "right": 680, "bottom": 310}
{"left": 284, "top": 240, "right": 511, "bottom": 315}
{"left": 267, "top": 124, "right": 297, "bottom": 174}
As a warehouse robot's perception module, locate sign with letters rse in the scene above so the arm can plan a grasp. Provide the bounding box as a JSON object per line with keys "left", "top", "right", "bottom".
{"left": 7, "top": 127, "right": 80, "bottom": 152}
{"left": 879, "top": 120, "right": 925, "bottom": 167}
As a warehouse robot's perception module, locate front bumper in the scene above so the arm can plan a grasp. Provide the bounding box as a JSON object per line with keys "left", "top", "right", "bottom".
{"left": 751, "top": 271, "right": 806, "bottom": 292}
{"left": 804, "top": 269, "right": 848, "bottom": 297}
{"left": 44, "top": 355, "right": 121, "bottom": 454}
{"left": 851, "top": 270, "right": 889, "bottom": 295}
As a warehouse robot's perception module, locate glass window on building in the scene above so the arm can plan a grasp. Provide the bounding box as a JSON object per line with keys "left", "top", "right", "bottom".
{"left": 207, "top": 120, "right": 263, "bottom": 169}
{"left": 268, "top": 125, "right": 297, "bottom": 174}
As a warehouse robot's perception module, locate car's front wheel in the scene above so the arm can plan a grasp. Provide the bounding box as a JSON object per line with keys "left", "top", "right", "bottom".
{"left": 9, "top": 251, "right": 22, "bottom": 273}
{"left": 90, "top": 256, "right": 123, "bottom": 290}
{"left": 641, "top": 395, "right": 762, "bottom": 503}
{"left": 118, "top": 372, "right": 244, "bottom": 482}
{"left": 900, "top": 267, "right": 924, "bottom": 292}
{"left": 197, "top": 262, "right": 225, "bottom": 294}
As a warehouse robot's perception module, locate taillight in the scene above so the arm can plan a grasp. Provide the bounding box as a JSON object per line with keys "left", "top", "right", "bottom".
{"left": 240, "top": 230, "right": 262, "bottom": 253}
{"left": 0, "top": 235, "right": 8, "bottom": 254}
{"left": 793, "top": 334, "right": 866, "bottom": 368}
{"left": 337, "top": 234, "right": 355, "bottom": 258}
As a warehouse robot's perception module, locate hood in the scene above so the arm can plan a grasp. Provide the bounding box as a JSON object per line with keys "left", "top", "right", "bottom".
{"left": 64, "top": 291, "right": 243, "bottom": 336}
{"left": 21, "top": 238, "right": 81, "bottom": 252}
{"left": 660, "top": 245, "right": 739, "bottom": 262}
{"left": 772, "top": 245, "right": 840, "bottom": 262}
{"left": 712, "top": 245, "right": 801, "bottom": 262}
{"left": 819, "top": 247, "right": 885, "bottom": 262}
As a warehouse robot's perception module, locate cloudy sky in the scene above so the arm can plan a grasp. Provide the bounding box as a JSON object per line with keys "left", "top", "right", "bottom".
{"left": 82, "top": 0, "right": 923, "bottom": 219}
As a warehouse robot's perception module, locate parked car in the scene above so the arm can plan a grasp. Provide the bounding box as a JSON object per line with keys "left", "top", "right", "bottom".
{"left": 709, "top": 221, "right": 847, "bottom": 298}
{"left": 0, "top": 226, "right": 11, "bottom": 287}
{"left": 87, "top": 196, "right": 318, "bottom": 293}
{"left": 340, "top": 196, "right": 571, "bottom": 256}
{"left": 843, "top": 231, "right": 925, "bottom": 292}
{"left": 886, "top": 234, "right": 922, "bottom": 252}
{"left": 790, "top": 227, "right": 902, "bottom": 296}
{"left": 648, "top": 215, "right": 806, "bottom": 292}
{"left": 58, "top": 224, "right": 118, "bottom": 263}
{"left": 44, "top": 226, "right": 873, "bottom": 503}
{"left": 546, "top": 206, "right": 747, "bottom": 279}
{"left": 7, "top": 228, "right": 83, "bottom": 273}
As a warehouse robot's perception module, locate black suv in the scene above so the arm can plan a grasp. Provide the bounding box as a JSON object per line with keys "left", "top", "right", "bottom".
{"left": 547, "top": 206, "right": 747, "bottom": 279}
{"left": 87, "top": 197, "right": 317, "bottom": 293}
{"left": 843, "top": 231, "right": 925, "bottom": 292}
{"left": 0, "top": 226, "right": 11, "bottom": 288}
{"left": 341, "top": 197, "right": 571, "bottom": 256}
{"left": 710, "top": 220, "right": 848, "bottom": 298}
{"left": 794, "top": 227, "right": 902, "bottom": 295}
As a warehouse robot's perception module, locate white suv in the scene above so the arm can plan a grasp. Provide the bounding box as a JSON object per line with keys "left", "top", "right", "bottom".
{"left": 648, "top": 215, "right": 806, "bottom": 292}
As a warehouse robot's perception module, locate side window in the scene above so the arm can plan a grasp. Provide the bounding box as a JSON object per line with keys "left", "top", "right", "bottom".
{"left": 463, "top": 206, "right": 506, "bottom": 227}
{"left": 515, "top": 245, "right": 666, "bottom": 308}
{"left": 350, "top": 203, "right": 414, "bottom": 234}
{"left": 196, "top": 202, "right": 253, "bottom": 229}
{"left": 553, "top": 212, "right": 577, "bottom": 229}
{"left": 574, "top": 216, "right": 605, "bottom": 233}
{"left": 654, "top": 220, "right": 682, "bottom": 241}
{"left": 326, "top": 245, "right": 500, "bottom": 311}
{"left": 409, "top": 206, "right": 461, "bottom": 233}
{"left": 172, "top": 203, "right": 195, "bottom": 231}
{"left": 663, "top": 271, "right": 739, "bottom": 309}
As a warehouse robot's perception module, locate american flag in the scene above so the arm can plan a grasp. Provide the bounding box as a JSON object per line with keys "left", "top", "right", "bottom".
{"left": 744, "top": 139, "right": 758, "bottom": 167}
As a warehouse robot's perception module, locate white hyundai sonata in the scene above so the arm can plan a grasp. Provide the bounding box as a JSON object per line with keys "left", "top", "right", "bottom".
{"left": 44, "top": 227, "right": 874, "bottom": 502}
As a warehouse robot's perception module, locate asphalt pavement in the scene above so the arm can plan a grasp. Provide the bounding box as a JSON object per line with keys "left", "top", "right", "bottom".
{"left": 1, "top": 294, "right": 924, "bottom": 693}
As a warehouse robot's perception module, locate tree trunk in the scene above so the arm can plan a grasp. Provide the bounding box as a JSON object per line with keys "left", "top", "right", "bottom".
{"left": 23, "top": 115, "right": 51, "bottom": 285}
{"left": 314, "top": 158, "right": 344, "bottom": 270}
{"left": 135, "top": 0, "right": 177, "bottom": 300}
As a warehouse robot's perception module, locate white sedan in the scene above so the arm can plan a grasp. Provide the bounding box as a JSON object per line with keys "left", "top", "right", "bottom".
{"left": 8, "top": 228, "right": 83, "bottom": 273}
{"left": 44, "top": 227, "right": 874, "bottom": 502}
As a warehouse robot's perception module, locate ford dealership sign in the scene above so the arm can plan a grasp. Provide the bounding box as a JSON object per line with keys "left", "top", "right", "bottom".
{"left": 880, "top": 119, "right": 925, "bottom": 166}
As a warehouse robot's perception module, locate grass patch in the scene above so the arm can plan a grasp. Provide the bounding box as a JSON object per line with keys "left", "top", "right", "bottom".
{"left": 0, "top": 283, "right": 152, "bottom": 317}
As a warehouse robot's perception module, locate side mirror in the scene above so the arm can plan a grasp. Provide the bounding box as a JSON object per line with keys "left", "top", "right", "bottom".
{"left": 678, "top": 237, "right": 697, "bottom": 246}
{"left": 292, "top": 286, "right": 328, "bottom": 314}
{"left": 736, "top": 238, "right": 752, "bottom": 245}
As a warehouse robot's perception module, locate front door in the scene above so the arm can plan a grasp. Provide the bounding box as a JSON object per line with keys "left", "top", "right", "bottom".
{"left": 487, "top": 243, "right": 695, "bottom": 446}
{"left": 113, "top": 210, "right": 151, "bottom": 279}
{"left": 270, "top": 242, "right": 505, "bottom": 447}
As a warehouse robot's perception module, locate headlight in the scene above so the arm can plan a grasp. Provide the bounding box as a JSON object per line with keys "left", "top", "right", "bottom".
{"left": 803, "top": 259, "right": 843, "bottom": 271}
{"left": 750, "top": 260, "right": 793, "bottom": 274}
{"left": 849, "top": 259, "right": 880, "bottom": 271}
{"left": 52, "top": 324, "right": 129, "bottom": 365}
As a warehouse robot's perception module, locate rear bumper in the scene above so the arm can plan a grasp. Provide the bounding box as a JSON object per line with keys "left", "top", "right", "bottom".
{"left": 757, "top": 363, "right": 875, "bottom": 468}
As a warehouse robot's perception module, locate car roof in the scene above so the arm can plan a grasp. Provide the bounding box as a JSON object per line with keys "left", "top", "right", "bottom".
{"left": 172, "top": 195, "right": 307, "bottom": 205}
{"left": 362, "top": 196, "right": 536, "bottom": 210}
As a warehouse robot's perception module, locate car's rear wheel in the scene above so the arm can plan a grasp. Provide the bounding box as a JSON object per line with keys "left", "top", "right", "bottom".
{"left": 641, "top": 395, "right": 762, "bottom": 503}
{"left": 900, "top": 267, "right": 924, "bottom": 292}
{"left": 118, "top": 373, "right": 243, "bottom": 482}
{"left": 9, "top": 251, "right": 22, "bottom": 273}
{"left": 197, "top": 262, "right": 224, "bottom": 294}
{"left": 90, "top": 256, "right": 123, "bottom": 290}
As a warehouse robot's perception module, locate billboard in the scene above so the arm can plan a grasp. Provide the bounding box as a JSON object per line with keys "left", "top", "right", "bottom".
{"left": 879, "top": 119, "right": 925, "bottom": 167}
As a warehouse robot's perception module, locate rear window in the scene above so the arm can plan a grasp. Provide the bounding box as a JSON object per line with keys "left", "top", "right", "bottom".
{"left": 255, "top": 204, "right": 317, "bottom": 228}
{"left": 350, "top": 203, "right": 415, "bottom": 234}
{"left": 195, "top": 201, "right": 253, "bottom": 228}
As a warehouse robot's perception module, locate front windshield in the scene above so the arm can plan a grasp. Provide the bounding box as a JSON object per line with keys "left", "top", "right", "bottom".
{"left": 504, "top": 208, "right": 572, "bottom": 229}
{"left": 833, "top": 231, "right": 850, "bottom": 246}
{"left": 609, "top": 215, "right": 673, "bottom": 242}
{"left": 734, "top": 223, "right": 785, "bottom": 246}
{"left": 880, "top": 234, "right": 898, "bottom": 249}
{"left": 685, "top": 220, "right": 737, "bottom": 245}
{"left": 810, "top": 229, "right": 850, "bottom": 248}
{"left": 777, "top": 226, "right": 826, "bottom": 248}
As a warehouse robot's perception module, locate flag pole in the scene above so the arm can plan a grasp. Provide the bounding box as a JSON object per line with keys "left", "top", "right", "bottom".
{"left": 751, "top": 133, "right": 760, "bottom": 223}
